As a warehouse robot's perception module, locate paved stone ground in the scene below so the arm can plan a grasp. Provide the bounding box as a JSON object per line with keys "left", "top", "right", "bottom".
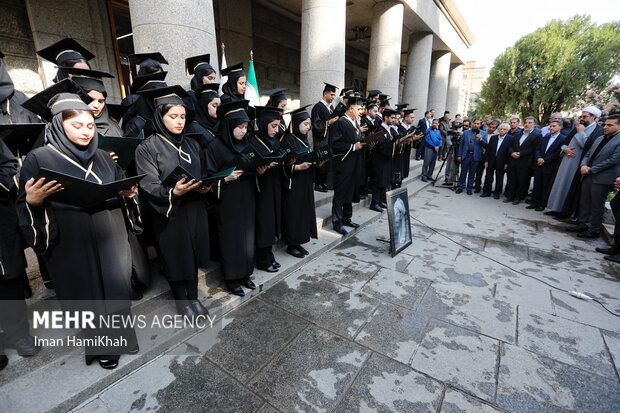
{"left": 69, "top": 185, "right": 620, "bottom": 413}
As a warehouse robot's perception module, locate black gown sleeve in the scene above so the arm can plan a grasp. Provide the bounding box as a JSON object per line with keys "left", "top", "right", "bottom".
{"left": 0, "top": 139, "right": 19, "bottom": 198}
{"left": 330, "top": 120, "right": 355, "bottom": 160}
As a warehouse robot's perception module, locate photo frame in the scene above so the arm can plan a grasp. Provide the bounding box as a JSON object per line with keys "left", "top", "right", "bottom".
{"left": 386, "top": 187, "right": 412, "bottom": 257}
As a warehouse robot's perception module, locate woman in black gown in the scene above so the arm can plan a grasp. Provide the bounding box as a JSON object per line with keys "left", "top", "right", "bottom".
{"left": 186, "top": 83, "right": 220, "bottom": 150}
{"left": 36, "top": 37, "right": 94, "bottom": 83}
{"left": 16, "top": 90, "right": 138, "bottom": 369}
{"left": 134, "top": 86, "right": 211, "bottom": 319}
{"left": 206, "top": 100, "right": 254, "bottom": 296}
{"left": 219, "top": 63, "right": 246, "bottom": 104}
{"left": 281, "top": 106, "right": 318, "bottom": 258}
{"left": 186, "top": 53, "right": 217, "bottom": 91}
{"left": 265, "top": 88, "right": 288, "bottom": 139}
{"left": 250, "top": 106, "right": 283, "bottom": 272}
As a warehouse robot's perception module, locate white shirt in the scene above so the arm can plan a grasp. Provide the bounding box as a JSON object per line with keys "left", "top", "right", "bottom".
{"left": 545, "top": 132, "right": 560, "bottom": 153}
{"left": 519, "top": 132, "right": 530, "bottom": 146}
{"left": 496, "top": 134, "right": 507, "bottom": 155}
{"left": 425, "top": 118, "right": 432, "bottom": 129}
{"left": 321, "top": 99, "right": 332, "bottom": 111}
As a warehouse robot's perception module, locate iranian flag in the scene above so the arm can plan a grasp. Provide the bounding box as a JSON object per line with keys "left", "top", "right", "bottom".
{"left": 245, "top": 51, "right": 260, "bottom": 106}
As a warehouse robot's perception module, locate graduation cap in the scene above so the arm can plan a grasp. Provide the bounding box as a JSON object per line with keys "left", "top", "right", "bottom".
{"left": 323, "top": 82, "right": 338, "bottom": 94}
{"left": 217, "top": 99, "right": 250, "bottom": 122}
{"left": 340, "top": 86, "right": 355, "bottom": 97}
{"left": 0, "top": 123, "right": 46, "bottom": 156}
{"left": 378, "top": 94, "right": 391, "bottom": 107}
{"left": 128, "top": 52, "right": 168, "bottom": 77}
{"left": 264, "top": 88, "right": 288, "bottom": 106}
{"left": 347, "top": 96, "right": 366, "bottom": 106}
{"left": 402, "top": 109, "right": 416, "bottom": 116}
{"left": 137, "top": 85, "right": 189, "bottom": 107}
{"left": 59, "top": 67, "right": 114, "bottom": 95}
{"left": 37, "top": 38, "right": 95, "bottom": 66}
{"left": 195, "top": 83, "right": 220, "bottom": 96}
{"left": 367, "top": 90, "right": 381, "bottom": 99}
{"left": 382, "top": 108, "right": 398, "bottom": 117}
{"left": 130, "top": 71, "right": 168, "bottom": 94}
{"left": 106, "top": 103, "right": 129, "bottom": 122}
{"left": 22, "top": 79, "right": 94, "bottom": 121}
{"left": 221, "top": 62, "right": 244, "bottom": 77}
{"left": 255, "top": 106, "right": 284, "bottom": 123}
{"left": 395, "top": 103, "right": 409, "bottom": 110}
{"left": 185, "top": 53, "right": 212, "bottom": 75}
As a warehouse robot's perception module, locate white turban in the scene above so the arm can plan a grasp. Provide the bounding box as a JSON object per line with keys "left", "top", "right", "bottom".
{"left": 582, "top": 106, "right": 602, "bottom": 118}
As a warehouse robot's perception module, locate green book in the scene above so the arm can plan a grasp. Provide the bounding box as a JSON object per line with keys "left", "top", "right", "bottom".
{"left": 97, "top": 131, "right": 144, "bottom": 170}
{"left": 223, "top": 144, "right": 265, "bottom": 171}
{"left": 162, "top": 165, "right": 236, "bottom": 188}
{"left": 329, "top": 102, "right": 347, "bottom": 119}
{"left": 298, "top": 144, "right": 332, "bottom": 164}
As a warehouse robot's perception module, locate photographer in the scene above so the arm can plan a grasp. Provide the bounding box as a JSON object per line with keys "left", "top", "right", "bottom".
{"left": 442, "top": 120, "right": 463, "bottom": 186}
{"left": 439, "top": 112, "right": 451, "bottom": 161}
{"left": 456, "top": 118, "right": 487, "bottom": 194}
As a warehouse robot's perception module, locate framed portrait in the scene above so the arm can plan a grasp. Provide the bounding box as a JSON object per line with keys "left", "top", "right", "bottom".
{"left": 386, "top": 187, "right": 412, "bottom": 257}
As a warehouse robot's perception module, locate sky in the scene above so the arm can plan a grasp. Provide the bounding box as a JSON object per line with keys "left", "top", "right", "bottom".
{"left": 457, "top": 0, "right": 620, "bottom": 69}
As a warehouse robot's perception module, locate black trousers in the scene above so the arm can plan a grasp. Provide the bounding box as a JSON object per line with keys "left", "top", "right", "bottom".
{"left": 515, "top": 165, "right": 533, "bottom": 200}
{"left": 332, "top": 199, "right": 352, "bottom": 227}
{"left": 483, "top": 165, "right": 506, "bottom": 195}
{"left": 474, "top": 160, "right": 486, "bottom": 190}
{"left": 578, "top": 175, "right": 613, "bottom": 233}
{"left": 0, "top": 276, "right": 30, "bottom": 347}
{"left": 531, "top": 167, "right": 555, "bottom": 207}
{"left": 612, "top": 193, "right": 620, "bottom": 247}
{"left": 504, "top": 166, "right": 517, "bottom": 199}
{"left": 256, "top": 246, "right": 275, "bottom": 268}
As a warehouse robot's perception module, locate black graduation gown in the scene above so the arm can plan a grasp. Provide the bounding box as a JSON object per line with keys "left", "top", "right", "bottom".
{"left": 329, "top": 115, "right": 362, "bottom": 204}
{"left": 206, "top": 139, "right": 255, "bottom": 281}
{"left": 391, "top": 127, "right": 404, "bottom": 186}
{"left": 281, "top": 133, "right": 317, "bottom": 246}
{"left": 249, "top": 135, "right": 282, "bottom": 249}
{"left": 134, "top": 134, "right": 210, "bottom": 280}
{"left": 0, "top": 139, "right": 26, "bottom": 279}
{"left": 186, "top": 121, "right": 216, "bottom": 153}
{"left": 16, "top": 145, "right": 132, "bottom": 315}
{"left": 371, "top": 124, "right": 394, "bottom": 189}
{"left": 95, "top": 106, "right": 123, "bottom": 136}
{"left": 311, "top": 102, "right": 331, "bottom": 174}
{"left": 399, "top": 123, "right": 413, "bottom": 178}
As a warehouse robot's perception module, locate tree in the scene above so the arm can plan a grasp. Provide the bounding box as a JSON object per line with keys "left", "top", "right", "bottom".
{"left": 573, "top": 82, "right": 620, "bottom": 115}
{"left": 478, "top": 15, "right": 620, "bottom": 124}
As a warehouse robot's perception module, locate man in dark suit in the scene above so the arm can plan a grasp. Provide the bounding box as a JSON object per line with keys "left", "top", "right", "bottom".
{"left": 567, "top": 114, "right": 620, "bottom": 238}
{"left": 456, "top": 118, "right": 487, "bottom": 195}
{"left": 481, "top": 122, "right": 512, "bottom": 199}
{"left": 415, "top": 111, "right": 432, "bottom": 160}
{"left": 311, "top": 82, "right": 339, "bottom": 192}
{"left": 596, "top": 176, "right": 620, "bottom": 262}
{"left": 509, "top": 116, "right": 542, "bottom": 204}
{"left": 528, "top": 120, "right": 565, "bottom": 211}
{"left": 503, "top": 117, "right": 524, "bottom": 202}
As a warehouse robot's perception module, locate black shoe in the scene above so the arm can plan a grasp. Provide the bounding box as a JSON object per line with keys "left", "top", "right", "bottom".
{"left": 258, "top": 264, "right": 279, "bottom": 272}
{"left": 23, "top": 283, "right": 33, "bottom": 299}
{"left": 286, "top": 246, "right": 305, "bottom": 258}
{"left": 191, "top": 301, "right": 210, "bottom": 316}
{"left": 314, "top": 185, "right": 327, "bottom": 193}
{"left": 359, "top": 194, "right": 367, "bottom": 200}
{"left": 604, "top": 255, "right": 620, "bottom": 263}
{"left": 466, "top": 190, "right": 472, "bottom": 195}
{"left": 0, "top": 355, "right": 7, "bottom": 371}
{"left": 455, "top": 189, "right": 463, "bottom": 194}
{"left": 512, "top": 199, "right": 522, "bottom": 205}
{"left": 566, "top": 225, "right": 588, "bottom": 233}
{"left": 421, "top": 177, "right": 428, "bottom": 182}
{"left": 480, "top": 193, "right": 491, "bottom": 198}
{"left": 343, "top": 221, "right": 360, "bottom": 229}
{"left": 525, "top": 198, "right": 536, "bottom": 205}
{"left": 181, "top": 304, "right": 199, "bottom": 320}
{"left": 369, "top": 203, "right": 383, "bottom": 212}
{"left": 272, "top": 261, "right": 281, "bottom": 268}
{"left": 526, "top": 204, "right": 537, "bottom": 209}
{"left": 44, "top": 280, "right": 55, "bottom": 290}
{"left": 10, "top": 336, "right": 39, "bottom": 357}
{"left": 535, "top": 206, "right": 545, "bottom": 212}
{"left": 493, "top": 194, "right": 500, "bottom": 199}
{"left": 474, "top": 188, "right": 481, "bottom": 193}
{"left": 130, "top": 286, "right": 143, "bottom": 301}
{"left": 379, "top": 202, "right": 387, "bottom": 208}
{"left": 577, "top": 231, "right": 600, "bottom": 239}
{"left": 596, "top": 247, "right": 620, "bottom": 255}
{"left": 334, "top": 225, "right": 348, "bottom": 235}
{"left": 544, "top": 211, "right": 560, "bottom": 216}
{"left": 242, "top": 278, "right": 257, "bottom": 290}
{"left": 127, "top": 343, "right": 140, "bottom": 355}
{"left": 99, "top": 359, "right": 119, "bottom": 370}
{"left": 298, "top": 246, "right": 309, "bottom": 255}
{"left": 226, "top": 282, "right": 246, "bottom": 297}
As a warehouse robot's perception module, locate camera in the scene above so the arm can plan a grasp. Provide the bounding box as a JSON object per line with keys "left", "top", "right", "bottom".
{"left": 447, "top": 128, "right": 461, "bottom": 145}
{"left": 472, "top": 128, "right": 480, "bottom": 134}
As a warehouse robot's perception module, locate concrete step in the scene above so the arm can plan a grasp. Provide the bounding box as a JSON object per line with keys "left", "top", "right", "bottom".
{"left": 1, "top": 159, "right": 431, "bottom": 413}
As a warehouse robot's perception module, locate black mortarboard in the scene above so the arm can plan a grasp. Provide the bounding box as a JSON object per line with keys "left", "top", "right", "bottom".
{"left": 366, "top": 103, "right": 379, "bottom": 110}
{"left": 59, "top": 67, "right": 114, "bottom": 95}
{"left": 195, "top": 83, "right": 220, "bottom": 96}
{"left": 255, "top": 106, "right": 284, "bottom": 123}
{"left": 106, "top": 103, "right": 129, "bottom": 122}
{"left": 221, "top": 63, "right": 244, "bottom": 77}
{"left": 0, "top": 123, "right": 46, "bottom": 155}
{"left": 217, "top": 100, "right": 250, "bottom": 123}
{"left": 382, "top": 108, "right": 398, "bottom": 117}
{"left": 36, "top": 38, "right": 95, "bottom": 65}
{"left": 22, "top": 79, "right": 93, "bottom": 121}
{"left": 264, "top": 88, "right": 288, "bottom": 107}
{"left": 347, "top": 96, "right": 366, "bottom": 106}
{"left": 323, "top": 83, "right": 338, "bottom": 94}
{"left": 137, "top": 85, "right": 189, "bottom": 107}
{"left": 185, "top": 53, "right": 211, "bottom": 75}
{"left": 340, "top": 86, "right": 355, "bottom": 97}
{"left": 403, "top": 109, "right": 415, "bottom": 116}
{"left": 395, "top": 103, "right": 409, "bottom": 110}
{"left": 130, "top": 71, "right": 168, "bottom": 94}
{"left": 378, "top": 94, "right": 391, "bottom": 107}
{"left": 367, "top": 90, "right": 381, "bottom": 98}
{"left": 128, "top": 52, "right": 168, "bottom": 77}
{"left": 285, "top": 104, "right": 313, "bottom": 119}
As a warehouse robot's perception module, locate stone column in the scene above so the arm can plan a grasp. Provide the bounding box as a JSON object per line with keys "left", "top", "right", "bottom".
{"left": 426, "top": 51, "right": 451, "bottom": 114}
{"left": 128, "top": 0, "right": 218, "bottom": 88}
{"left": 366, "top": 1, "right": 404, "bottom": 101}
{"left": 403, "top": 32, "right": 433, "bottom": 114}
{"left": 445, "top": 63, "right": 463, "bottom": 116}
{"left": 300, "top": 0, "right": 346, "bottom": 107}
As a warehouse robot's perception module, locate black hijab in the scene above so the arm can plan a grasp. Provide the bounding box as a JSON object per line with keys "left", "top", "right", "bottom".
{"left": 152, "top": 104, "right": 186, "bottom": 148}
{"left": 221, "top": 70, "right": 245, "bottom": 102}
{"left": 194, "top": 88, "right": 220, "bottom": 133}
{"left": 217, "top": 108, "right": 250, "bottom": 154}
{"left": 47, "top": 112, "right": 98, "bottom": 167}
{"left": 95, "top": 105, "right": 123, "bottom": 136}
{"left": 255, "top": 108, "right": 283, "bottom": 151}
{"left": 137, "top": 58, "right": 163, "bottom": 76}
{"left": 0, "top": 59, "right": 15, "bottom": 114}
{"left": 190, "top": 63, "right": 216, "bottom": 91}
{"left": 291, "top": 110, "right": 311, "bottom": 145}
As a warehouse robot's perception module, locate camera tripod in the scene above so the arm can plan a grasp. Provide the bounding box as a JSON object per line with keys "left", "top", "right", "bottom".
{"left": 432, "top": 142, "right": 459, "bottom": 189}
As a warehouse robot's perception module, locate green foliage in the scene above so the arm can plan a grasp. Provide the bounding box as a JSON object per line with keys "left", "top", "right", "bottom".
{"left": 479, "top": 15, "right": 620, "bottom": 123}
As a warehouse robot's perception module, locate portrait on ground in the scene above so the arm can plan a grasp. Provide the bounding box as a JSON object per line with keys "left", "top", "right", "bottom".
{"left": 386, "top": 187, "right": 412, "bottom": 257}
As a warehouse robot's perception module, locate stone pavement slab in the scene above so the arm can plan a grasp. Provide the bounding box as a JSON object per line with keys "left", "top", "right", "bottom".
{"left": 550, "top": 290, "right": 620, "bottom": 332}
{"left": 361, "top": 267, "right": 432, "bottom": 310}
{"left": 336, "top": 352, "right": 444, "bottom": 412}
{"left": 247, "top": 326, "right": 371, "bottom": 412}
{"left": 601, "top": 330, "right": 620, "bottom": 379}
{"left": 296, "top": 251, "right": 380, "bottom": 291}
{"left": 440, "top": 389, "right": 501, "bottom": 413}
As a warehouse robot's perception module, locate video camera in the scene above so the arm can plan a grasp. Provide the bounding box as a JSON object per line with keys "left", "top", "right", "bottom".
{"left": 447, "top": 128, "right": 461, "bottom": 145}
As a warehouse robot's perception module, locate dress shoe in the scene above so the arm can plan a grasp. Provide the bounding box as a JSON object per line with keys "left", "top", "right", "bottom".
{"left": 241, "top": 278, "right": 257, "bottom": 290}
{"left": 98, "top": 359, "right": 119, "bottom": 370}
{"left": 525, "top": 198, "right": 536, "bottom": 205}
{"left": 474, "top": 188, "right": 481, "bottom": 194}
{"left": 526, "top": 204, "right": 537, "bottom": 209}
{"left": 272, "top": 261, "right": 281, "bottom": 268}
{"left": 0, "top": 355, "right": 7, "bottom": 371}
{"left": 480, "top": 193, "right": 491, "bottom": 198}
{"left": 23, "top": 284, "right": 33, "bottom": 299}
{"left": 604, "top": 255, "right": 620, "bottom": 263}
{"left": 257, "top": 264, "right": 279, "bottom": 272}
{"left": 596, "top": 247, "right": 619, "bottom": 255}
{"left": 577, "top": 231, "right": 600, "bottom": 239}
{"left": 566, "top": 218, "right": 581, "bottom": 225}
{"left": 343, "top": 221, "right": 360, "bottom": 229}
{"left": 455, "top": 189, "right": 463, "bottom": 194}
{"left": 421, "top": 177, "right": 428, "bottom": 182}
{"left": 11, "top": 336, "right": 39, "bottom": 357}
{"left": 466, "top": 190, "right": 472, "bottom": 195}
{"left": 503, "top": 197, "right": 514, "bottom": 203}
{"left": 369, "top": 203, "right": 383, "bottom": 212}
{"left": 226, "top": 282, "right": 246, "bottom": 297}
{"left": 298, "top": 246, "right": 309, "bottom": 255}
{"left": 379, "top": 202, "right": 387, "bottom": 208}
{"left": 286, "top": 246, "right": 305, "bottom": 258}
{"left": 512, "top": 199, "right": 522, "bottom": 205}
{"left": 334, "top": 225, "right": 348, "bottom": 235}
{"left": 314, "top": 185, "right": 327, "bottom": 193}
{"left": 566, "top": 225, "right": 588, "bottom": 233}
{"left": 44, "top": 280, "right": 54, "bottom": 290}
{"left": 544, "top": 211, "right": 560, "bottom": 216}
{"left": 359, "top": 194, "right": 367, "bottom": 200}
{"left": 535, "top": 206, "right": 545, "bottom": 211}
{"left": 493, "top": 194, "right": 500, "bottom": 200}
{"left": 127, "top": 343, "right": 140, "bottom": 355}
{"left": 191, "top": 301, "right": 210, "bottom": 316}
{"left": 181, "top": 304, "right": 199, "bottom": 320}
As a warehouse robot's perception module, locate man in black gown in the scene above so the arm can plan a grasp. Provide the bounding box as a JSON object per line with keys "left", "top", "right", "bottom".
{"left": 311, "top": 83, "right": 339, "bottom": 192}
{"left": 370, "top": 108, "right": 398, "bottom": 212}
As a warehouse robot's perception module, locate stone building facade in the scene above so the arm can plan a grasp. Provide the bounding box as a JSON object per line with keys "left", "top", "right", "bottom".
{"left": 2, "top": 0, "right": 473, "bottom": 121}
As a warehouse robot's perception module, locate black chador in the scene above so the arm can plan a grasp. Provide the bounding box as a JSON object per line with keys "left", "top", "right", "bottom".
{"left": 370, "top": 119, "right": 395, "bottom": 206}
{"left": 330, "top": 111, "right": 363, "bottom": 229}
{"left": 250, "top": 107, "right": 283, "bottom": 271}
{"left": 206, "top": 100, "right": 255, "bottom": 294}
{"left": 281, "top": 107, "right": 317, "bottom": 255}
